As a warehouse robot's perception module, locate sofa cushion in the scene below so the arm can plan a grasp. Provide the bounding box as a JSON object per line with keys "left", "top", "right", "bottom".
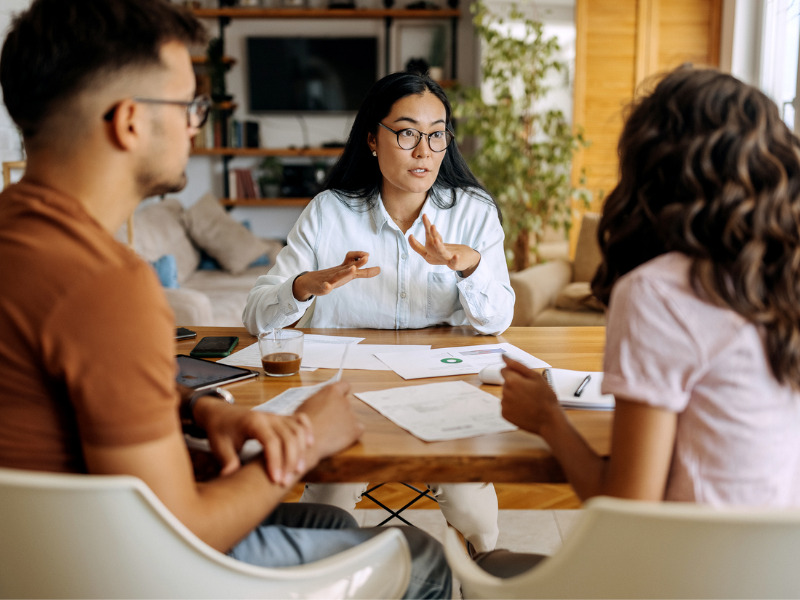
{"left": 150, "top": 254, "right": 179, "bottom": 289}
{"left": 555, "top": 281, "right": 605, "bottom": 312}
{"left": 183, "top": 193, "right": 271, "bottom": 274}
{"left": 130, "top": 198, "right": 200, "bottom": 283}
{"left": 572, "top": 213, "right": 602, "bottom": 283}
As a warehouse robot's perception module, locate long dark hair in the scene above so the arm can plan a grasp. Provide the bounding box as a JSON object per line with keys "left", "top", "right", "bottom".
{"left": 323, "top": 71, "right": 497, "bottom": 215}
{"left": 591, "top": 65, "right": 800, "bottom": 388}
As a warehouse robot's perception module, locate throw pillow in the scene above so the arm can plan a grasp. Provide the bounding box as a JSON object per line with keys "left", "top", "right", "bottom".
{"left": 127, "top": 198, "right": 200, "bottom": 284}
{"left": 183, "top": 193, "right": 271, "bottom": 274}
{"left": 150, "top": 254, "right": 179, "bottom": 289}
{"left": 197, "top": 219, "right": 271, "bottom": 270}
{"left": 554, "top": 282, "right": 605, "bottom": 312}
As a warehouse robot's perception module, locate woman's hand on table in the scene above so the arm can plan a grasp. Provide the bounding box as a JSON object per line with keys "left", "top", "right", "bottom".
{"left": 292, "top": 251, "right": 381, "bottom": 301}
{"left": 500, "top": 356, "right": 563, "bottom": 436}
{"left": 408, "top": 214, "right": 481, "bottom": 277}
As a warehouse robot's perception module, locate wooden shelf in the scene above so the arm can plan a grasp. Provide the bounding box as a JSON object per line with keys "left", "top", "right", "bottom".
{"left": 191, "top": 147, "right": 343, "bottom": 157}
{"left": 191, "top": 55, "right": 236, "bottom": 65}
{"left": 193, "top": 8, "right": 459, "bottom": 19}
{"left": 220, "top": 197, "right": 312, "bottom": 207}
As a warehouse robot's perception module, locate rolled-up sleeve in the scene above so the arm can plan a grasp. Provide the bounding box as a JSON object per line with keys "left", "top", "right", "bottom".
{"left": 242, "top": 202, "right": 319, "bottom": 334}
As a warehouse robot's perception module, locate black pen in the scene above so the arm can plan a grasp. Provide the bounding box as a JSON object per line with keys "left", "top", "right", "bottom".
{"left": 574, "top": 374, "right": 591, "bottom": 397}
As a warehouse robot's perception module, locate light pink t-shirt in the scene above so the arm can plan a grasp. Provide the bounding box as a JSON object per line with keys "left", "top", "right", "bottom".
{"left": 602, "top": 252, "right": 800, "bottom": 506}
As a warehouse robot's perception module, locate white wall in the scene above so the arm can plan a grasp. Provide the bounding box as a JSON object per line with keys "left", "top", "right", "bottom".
{"left": 0, "top": 0, "right": 29, "bottom": 166}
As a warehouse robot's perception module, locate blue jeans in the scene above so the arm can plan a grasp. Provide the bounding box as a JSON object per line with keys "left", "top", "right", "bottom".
{"left": 228, "top": 502, "right": 452, "bottom": 599}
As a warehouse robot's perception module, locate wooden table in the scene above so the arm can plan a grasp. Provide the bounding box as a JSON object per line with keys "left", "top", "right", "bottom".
{"left": 177, "top": 326, "right": 610, "bottom": 484}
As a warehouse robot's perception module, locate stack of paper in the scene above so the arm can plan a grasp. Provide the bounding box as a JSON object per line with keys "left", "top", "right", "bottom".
{"left": 544, "top": 368, "right": 615, "bottom": 410}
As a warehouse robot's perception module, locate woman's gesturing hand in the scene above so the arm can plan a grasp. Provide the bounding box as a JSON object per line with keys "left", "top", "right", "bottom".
{"left": 408, "top": 214, "right": 481, "bottom": 277}
{"left": 292, "top": 251, "right": 381, "bottom": 301}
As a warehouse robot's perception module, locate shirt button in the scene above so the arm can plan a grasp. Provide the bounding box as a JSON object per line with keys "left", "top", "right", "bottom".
{"left": 400, "top": 292, "right": 407, "bottom": 299}
{"left": 401, "top": 253, "right": 408, "bottom": 260}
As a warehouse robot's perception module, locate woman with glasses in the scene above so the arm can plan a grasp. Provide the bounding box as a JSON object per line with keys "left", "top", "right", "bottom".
{"left": 243, "top": 71, "right": 514, "bottom": 554}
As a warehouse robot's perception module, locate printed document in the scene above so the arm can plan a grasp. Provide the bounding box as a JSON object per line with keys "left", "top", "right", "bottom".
{"left": 217, "top": 335, "right": 430, "bottom": 371}
{"left": 355, "top": 380, "right": 517, "bottom": 441}
{"left": 374, "top": 343, "right": 550, "bottom": 379}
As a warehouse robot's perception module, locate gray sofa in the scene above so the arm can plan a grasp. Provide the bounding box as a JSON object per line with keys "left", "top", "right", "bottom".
{"left": 119, "top": 194, "right": 283, "bottom": 326}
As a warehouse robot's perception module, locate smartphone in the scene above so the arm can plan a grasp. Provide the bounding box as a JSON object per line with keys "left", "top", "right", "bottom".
{"left": 175, "top": 327, "right": 197, "bottom": 340}
{"left": 189, "top": 336, "right": 239, "bottom": 358}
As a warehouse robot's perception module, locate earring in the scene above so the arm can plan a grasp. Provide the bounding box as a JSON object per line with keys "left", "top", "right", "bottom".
{"left": 372, "top": 150, "right": 377, "bottom": 157}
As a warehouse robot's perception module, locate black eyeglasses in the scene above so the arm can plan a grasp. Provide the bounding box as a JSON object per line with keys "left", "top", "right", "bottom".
{"left": 103, "top": 95, "right": 211, "bottom": 128}
{"left": 378, "top": 122, "right": 454, "bottom": 152}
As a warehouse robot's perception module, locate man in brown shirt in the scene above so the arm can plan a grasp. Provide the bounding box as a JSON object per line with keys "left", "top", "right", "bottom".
{"left": 0, "top": 1, "right": 450, "bottom": 596}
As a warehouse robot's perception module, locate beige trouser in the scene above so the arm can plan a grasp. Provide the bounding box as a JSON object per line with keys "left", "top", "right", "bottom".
{"left": 300, "top": 482, "right": 499, "bottom": 552}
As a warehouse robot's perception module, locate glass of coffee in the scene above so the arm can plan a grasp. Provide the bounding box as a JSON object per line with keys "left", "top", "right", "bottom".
{"left": 258, "top": 329, "right": 304, "bottom": 377}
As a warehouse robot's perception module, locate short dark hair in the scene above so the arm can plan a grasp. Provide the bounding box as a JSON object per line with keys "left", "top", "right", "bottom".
{"left": 323, "top": 70, "right": 498, "bottom": 217}
{"left": 0, "top": 0, "right": 206, "bottom": 140}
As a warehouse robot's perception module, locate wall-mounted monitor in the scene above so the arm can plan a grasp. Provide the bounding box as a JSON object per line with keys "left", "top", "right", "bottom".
{"left": 247, "top": 37, "right": 378, "bottom": 113}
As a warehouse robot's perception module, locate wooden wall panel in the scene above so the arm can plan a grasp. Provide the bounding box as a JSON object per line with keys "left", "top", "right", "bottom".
{"left": 573, "top": 0, "right": 638, "bottom": 213}
{"left": 572, "top": 0, "right": 722, "bottom": 226}
{"left": 658, "top": 0, "right": 722, "bottom": 72}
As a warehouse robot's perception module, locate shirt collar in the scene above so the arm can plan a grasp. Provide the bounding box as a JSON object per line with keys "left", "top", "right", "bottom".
{"left": 371, "top": 188, "right": 438, "bottom": 233}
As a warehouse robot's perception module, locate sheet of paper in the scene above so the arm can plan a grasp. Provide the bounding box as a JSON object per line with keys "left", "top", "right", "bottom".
{"left": 217, "top": 334, "right": 365, "bottom": 371}
{"left": 303, "top": 343, "right": 431, "bottom": 370}
{"left": 355, "top": 380, "right": 517, "bottom": 441}
{"left": 544, "top": 368, "right": 615, "bottom": 410}
{"left": 185, "top": 373, "right": 343, "bottom": 461}
{"left": 253, "top": 376, "right": 339, "bottom": 415}
{"left": 374, "top": 343, "right": 550, "bottom": 380}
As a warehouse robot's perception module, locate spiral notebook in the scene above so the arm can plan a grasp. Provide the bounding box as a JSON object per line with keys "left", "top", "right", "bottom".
{"left": 543, "top": 368, "right": 615, "bottom": 410}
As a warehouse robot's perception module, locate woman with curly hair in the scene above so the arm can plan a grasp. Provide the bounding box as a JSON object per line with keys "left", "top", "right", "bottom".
{"left": 477, "top": 65, "right": 800, "bottom": 576}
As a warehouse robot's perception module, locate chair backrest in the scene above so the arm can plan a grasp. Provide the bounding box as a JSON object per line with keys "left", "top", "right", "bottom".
{"left": 446, "top": 495, "right": 800, "bottom": 599}
{"left": 0, "top": 467, "right": 410, "bottom": 599}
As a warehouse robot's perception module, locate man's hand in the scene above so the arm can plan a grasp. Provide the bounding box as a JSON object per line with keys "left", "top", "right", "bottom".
{"left": 193, "top": 398, "right": 313, "bottom": 486}
{"left": 295, "top": 380, "right": 364, "bottom": 466}
{"left": 500, "top": 356, "right": 562, "bottom": 435}
{"left": 408, "top": 214, "right": 481, "bottom": 277}
{"left": 292, "top": 251, "right": 381, "bottom": 301}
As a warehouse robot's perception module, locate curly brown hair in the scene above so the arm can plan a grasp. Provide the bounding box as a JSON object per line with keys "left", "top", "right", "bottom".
{"left": 591, "top": 65, "right": 800, "bottom": 388}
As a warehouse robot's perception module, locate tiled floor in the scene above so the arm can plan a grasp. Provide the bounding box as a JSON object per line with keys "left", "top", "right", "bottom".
{"left": 354, "top": 508, "right": 584, "bottom": 598}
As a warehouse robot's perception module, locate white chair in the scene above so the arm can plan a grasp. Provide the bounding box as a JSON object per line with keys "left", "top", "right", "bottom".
{"left": 0, "top": 467, "right": 411, "bottom": 599}
{"left": 445, "top": 495, "right": 800, "bottom": 599}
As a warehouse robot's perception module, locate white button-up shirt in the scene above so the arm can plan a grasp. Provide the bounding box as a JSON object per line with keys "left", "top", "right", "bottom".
{"left": 242, "top": 187, "right": 515, "bottom": 335}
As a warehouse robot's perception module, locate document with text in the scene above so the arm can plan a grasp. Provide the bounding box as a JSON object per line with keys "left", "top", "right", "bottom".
{"left": 355, "top": 380, "right": 517, "bottom": 441}
{"left": 374, "top": 343, "right": 550, "bottom": 379}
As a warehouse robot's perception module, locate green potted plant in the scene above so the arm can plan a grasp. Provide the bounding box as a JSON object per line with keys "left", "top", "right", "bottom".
{"left": 450, "top": 1, "right": 590, "bottom": 271}
{"left": 257, "top": 156, "right": 283, "bottom": 198}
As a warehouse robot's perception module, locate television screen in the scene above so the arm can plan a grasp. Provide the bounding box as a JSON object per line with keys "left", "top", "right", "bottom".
{"left": 247, "top": 37, "right": 378, "bottom": 113}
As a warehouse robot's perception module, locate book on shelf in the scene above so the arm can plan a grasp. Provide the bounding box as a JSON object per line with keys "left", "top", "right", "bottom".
{"left": 229, "top": 168, "right": 260, "bottom": 200}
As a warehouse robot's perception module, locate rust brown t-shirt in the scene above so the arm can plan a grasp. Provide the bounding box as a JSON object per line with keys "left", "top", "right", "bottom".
{"left": 0, "top": 181, "right": 179, "bottom": 472}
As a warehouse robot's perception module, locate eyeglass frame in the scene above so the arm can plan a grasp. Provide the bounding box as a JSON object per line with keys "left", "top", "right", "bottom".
{"left": 377, "top": 122, "right": 454, "bottom": 153}
{"left": 102, "top": 94, "right": 212, "bottom": 129}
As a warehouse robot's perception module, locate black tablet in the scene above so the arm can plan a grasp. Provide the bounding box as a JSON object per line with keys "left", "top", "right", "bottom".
{"left": 175, "top": 354, "right": 257, "bottom": 391}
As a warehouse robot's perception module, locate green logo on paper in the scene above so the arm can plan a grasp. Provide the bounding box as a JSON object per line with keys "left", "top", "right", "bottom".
{"left": 441, "top": 358, "right": 463, "bottom": 364}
